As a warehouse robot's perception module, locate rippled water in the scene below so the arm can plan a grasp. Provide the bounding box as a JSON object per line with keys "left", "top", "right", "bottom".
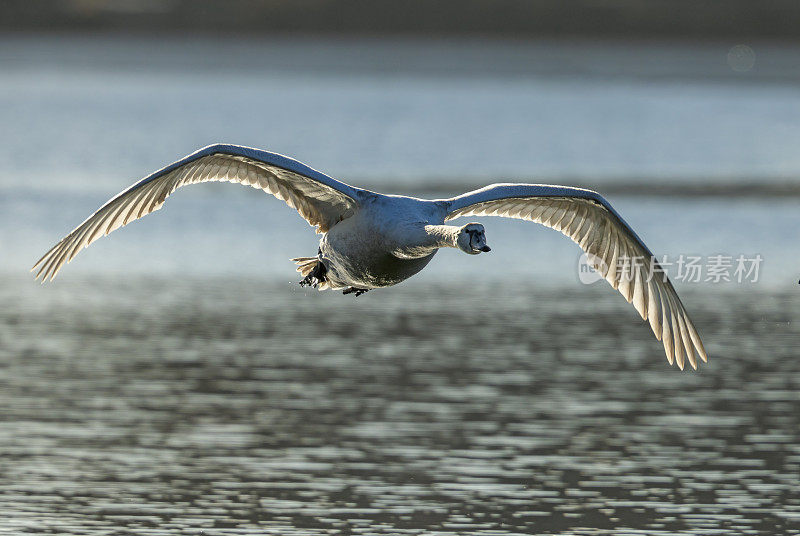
{"left": 1, "top": 277, "right": 798, "bottom": 534}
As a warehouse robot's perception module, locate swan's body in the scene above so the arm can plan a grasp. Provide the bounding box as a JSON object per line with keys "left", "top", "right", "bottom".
{"left": 318, "top": 195, "right": 459, "bottom": 289}
{"left": 33, "top": 144, "right": 707, "bottom": 370}
{"left": 321, "top": 202, "right": 433, "bottom": 288}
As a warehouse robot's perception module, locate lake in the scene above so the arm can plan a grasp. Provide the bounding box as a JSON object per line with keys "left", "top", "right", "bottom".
{"left": 0, "top": 35, "right": 798, "bottom": 534}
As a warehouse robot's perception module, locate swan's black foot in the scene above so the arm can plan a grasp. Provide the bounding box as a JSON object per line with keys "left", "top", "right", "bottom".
{"left": 343, "top": 287, "right": 370, "bottom": 297}
{"left": 299, "top": 260, "right": 328, "bottom": 288}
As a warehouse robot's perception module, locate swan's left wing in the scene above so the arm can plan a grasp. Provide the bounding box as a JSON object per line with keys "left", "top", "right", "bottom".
{"left": 444, "top": 183, "right": 707, "bottom": 370}
{"left": 32, "top": 144, "right": 362, "bottom": 282}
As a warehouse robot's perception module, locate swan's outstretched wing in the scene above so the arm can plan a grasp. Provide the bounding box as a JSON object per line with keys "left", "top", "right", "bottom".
{"left": 32, "top": 144, "right": 362, "bottom": 282}
{"left": 444, "top": 183, "right": 707, "bottom": 370}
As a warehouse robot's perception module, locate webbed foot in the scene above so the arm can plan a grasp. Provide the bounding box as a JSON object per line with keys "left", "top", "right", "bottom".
{"left": 342, "top": 287, "right": 370, "bottom": 297}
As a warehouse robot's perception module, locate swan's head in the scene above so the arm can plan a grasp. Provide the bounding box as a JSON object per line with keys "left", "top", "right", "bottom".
{"left": 457, "top": 223, "right": 491, "bottom": 255}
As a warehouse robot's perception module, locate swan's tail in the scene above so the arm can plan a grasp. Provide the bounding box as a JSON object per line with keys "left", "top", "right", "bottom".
{"left": 291, "top": 256, "right": 331, "bottom": 290}
{"left": 291, "top": 257, "right": 318, "bottom": 277}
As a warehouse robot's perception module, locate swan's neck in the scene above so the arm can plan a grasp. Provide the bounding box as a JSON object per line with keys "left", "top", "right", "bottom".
{"left": 423, "top": 225, "right": 461, "bottom": 249}
{"left": 391, "top": 224, "right": 461, "bottom": 259}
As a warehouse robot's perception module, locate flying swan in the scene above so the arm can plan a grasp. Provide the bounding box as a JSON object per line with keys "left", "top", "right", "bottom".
{"left": 33, "top": 144, "right": 707, "bottom": 370}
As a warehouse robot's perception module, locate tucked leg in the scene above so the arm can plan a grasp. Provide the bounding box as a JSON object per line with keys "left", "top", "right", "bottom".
{"left": 343, "top": 287, "right": 370, "bottom": 297}
{"left": 299, "top": 260, "right": 328, "bottom": 288}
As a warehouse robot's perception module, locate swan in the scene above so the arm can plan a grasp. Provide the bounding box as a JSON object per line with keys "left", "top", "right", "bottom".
{"left": 32, "top": 144, "right": 707, "bottom": 370}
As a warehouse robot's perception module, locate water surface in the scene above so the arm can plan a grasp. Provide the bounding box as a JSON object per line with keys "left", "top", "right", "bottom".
{"left": 1, "top": 35, "right": 799, "bottom": 535}
{"left": 0, "top": 279, "right": 798, "bottom": 534}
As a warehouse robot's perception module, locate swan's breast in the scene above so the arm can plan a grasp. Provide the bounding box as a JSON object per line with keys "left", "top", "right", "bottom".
{"left": 320, "top": 196, "right": 441, "bottom": 288}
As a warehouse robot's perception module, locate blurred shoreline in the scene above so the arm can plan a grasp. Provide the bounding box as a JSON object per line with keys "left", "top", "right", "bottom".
{"left": 3, "top": 33, "right": 799, "bottom": 85}
{"left": 5, "top": 0, "right": 800, "bottom": 41}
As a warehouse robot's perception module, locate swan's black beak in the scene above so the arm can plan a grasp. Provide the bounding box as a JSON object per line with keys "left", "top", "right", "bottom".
{"left": 467, "top": 228, "right": 490, "bottom": 254}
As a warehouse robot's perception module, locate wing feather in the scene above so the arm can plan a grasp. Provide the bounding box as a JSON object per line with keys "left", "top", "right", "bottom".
{"left": 443, "top": 183, "right": 707, "bottom": 369}
{"left": 33, "top": 144, "right": 362, "bottom": 281}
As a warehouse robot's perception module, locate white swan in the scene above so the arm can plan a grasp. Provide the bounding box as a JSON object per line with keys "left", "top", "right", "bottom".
{"left": 33, "top": 144, "right": 707, "bottom": 370}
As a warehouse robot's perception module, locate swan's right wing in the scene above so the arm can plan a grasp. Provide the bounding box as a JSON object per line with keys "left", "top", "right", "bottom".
{"left": 445, "top": 183, "right": 706, "bottom": 370}
{"left": 33, "top": 144, "right": 363, "bottom": 281}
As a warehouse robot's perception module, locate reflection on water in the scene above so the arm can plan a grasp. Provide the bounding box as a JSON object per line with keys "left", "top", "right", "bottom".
{"left": 1, "top": 277, "right": 798, "bottom": 534}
